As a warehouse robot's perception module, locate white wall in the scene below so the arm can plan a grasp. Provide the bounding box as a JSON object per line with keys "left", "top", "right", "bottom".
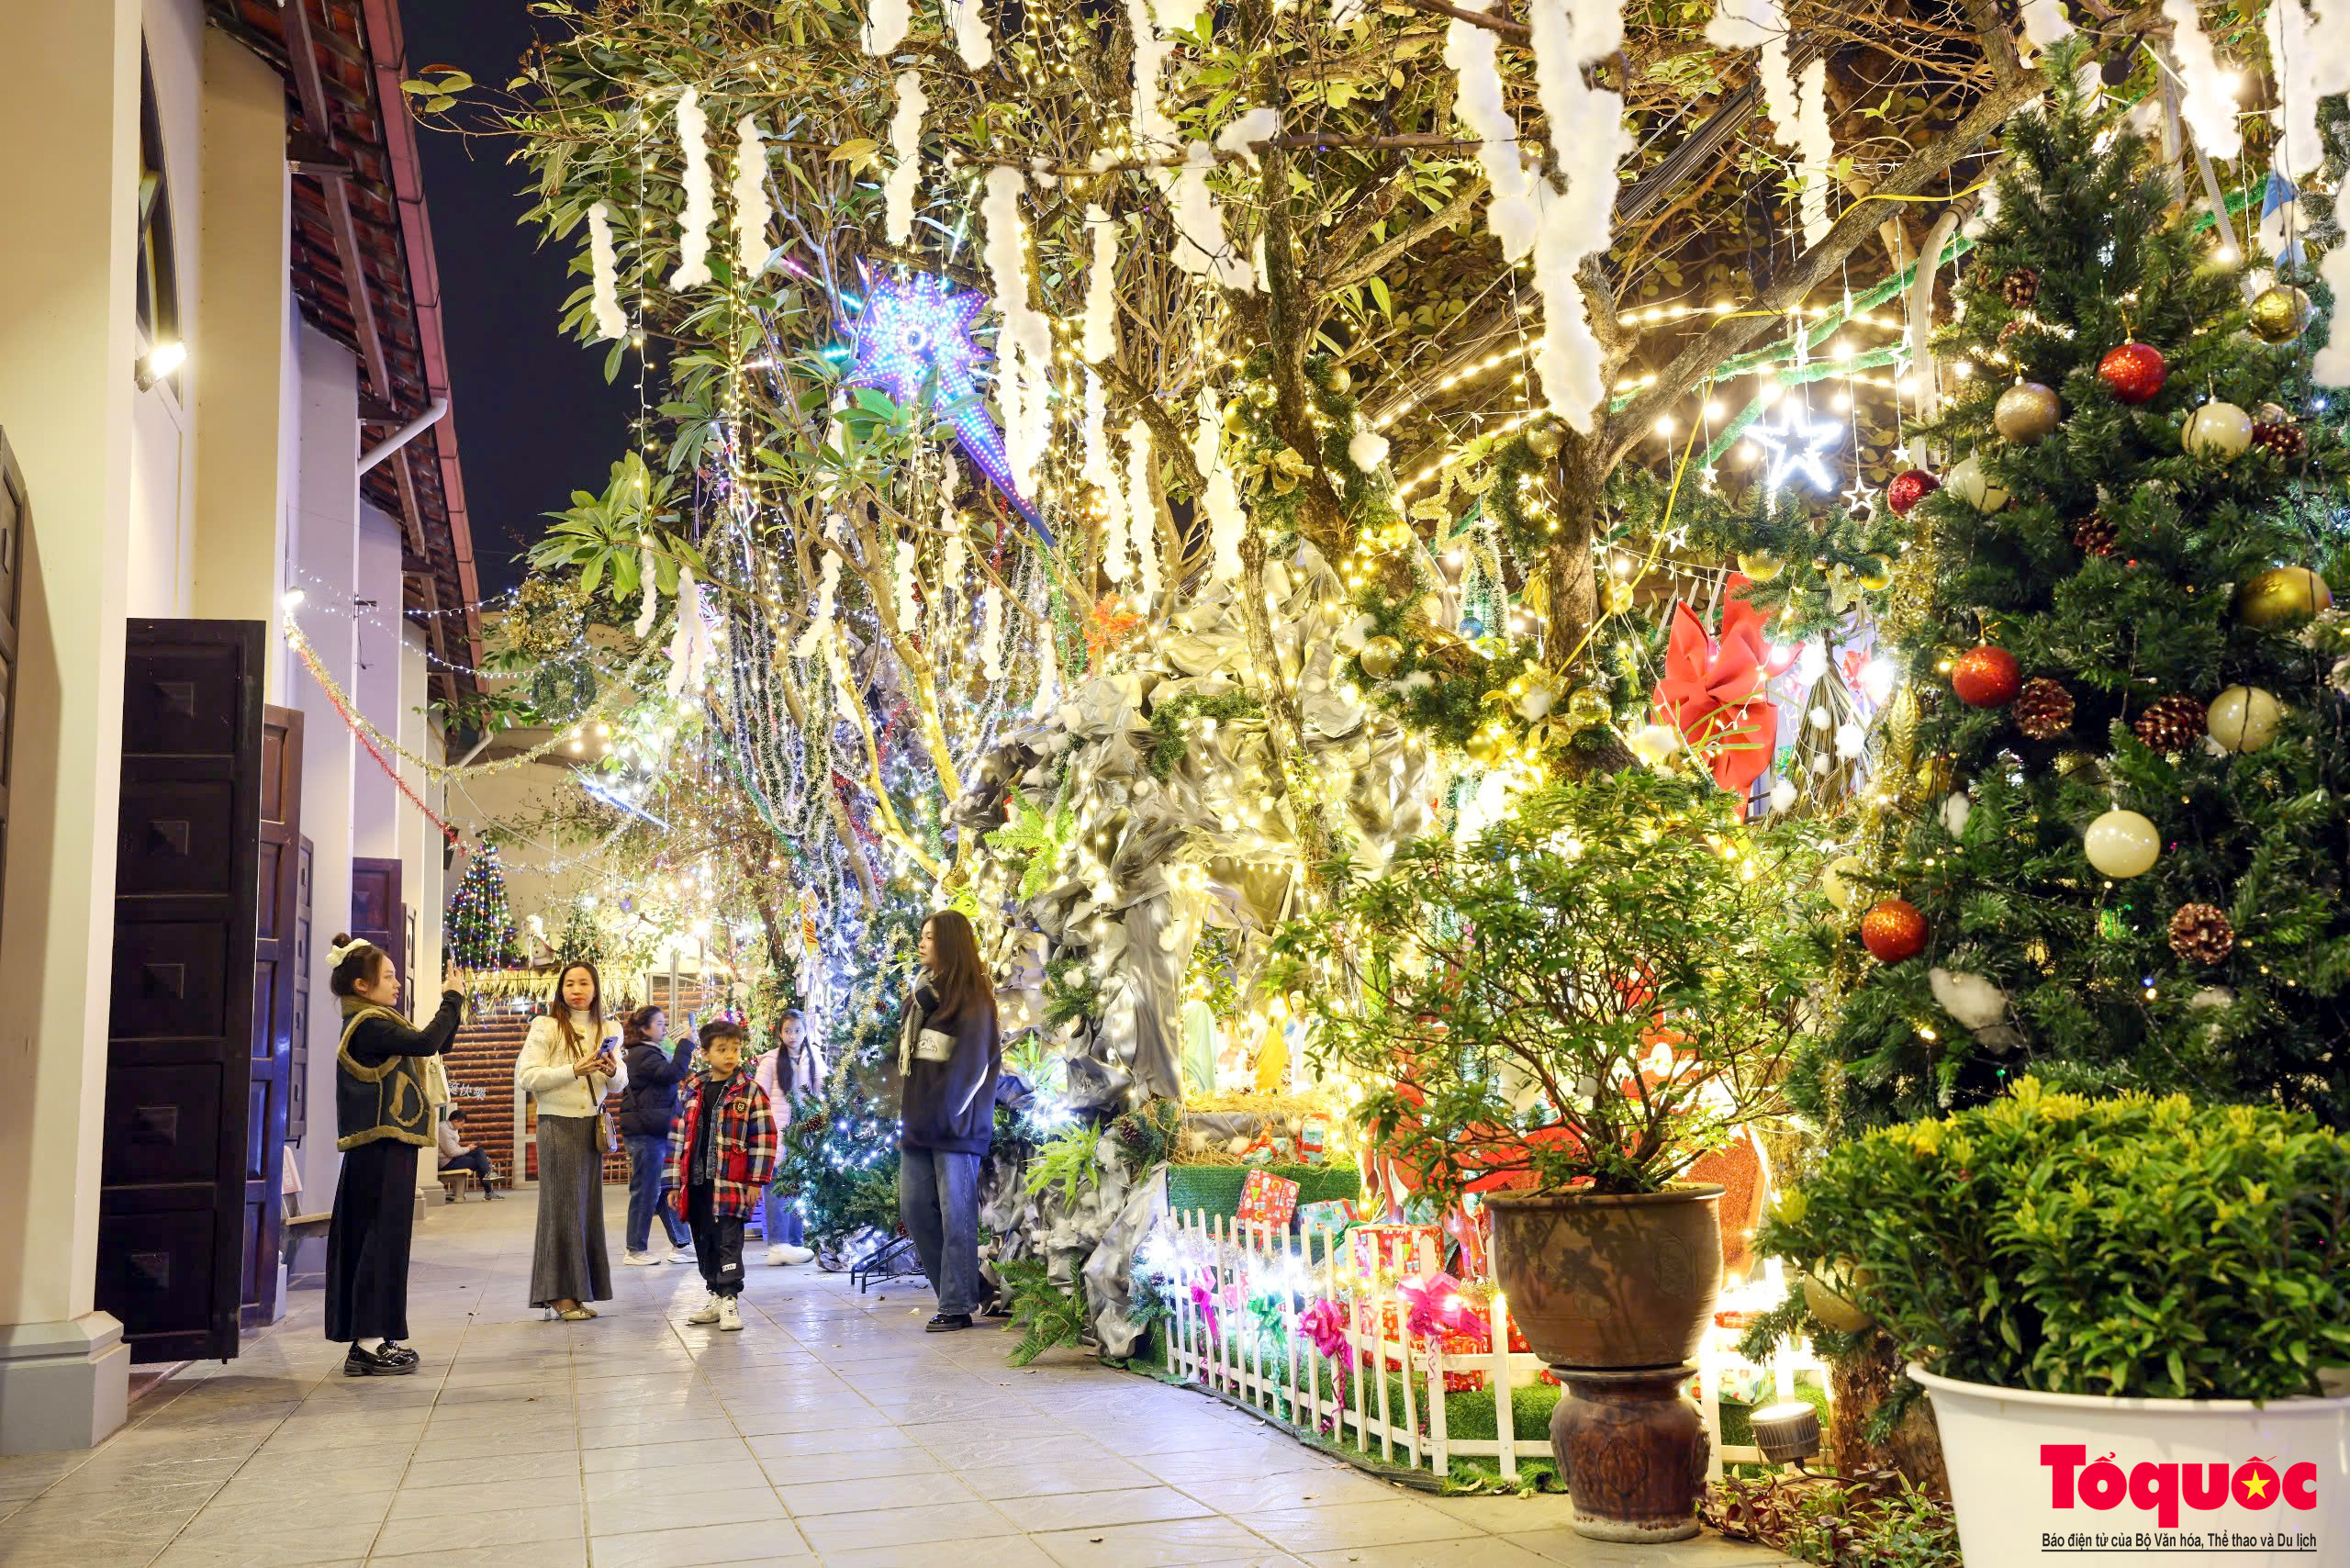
{"left": 353, "top": 504, "right": 404, "bottom": 865}
{"left": 128, "top": 0, "right": 204, "bottom": 620}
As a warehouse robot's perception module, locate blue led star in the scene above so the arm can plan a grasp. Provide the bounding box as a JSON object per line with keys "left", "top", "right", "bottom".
{"left": 845, "top": 273, "right": 1050, "bottom": 544}
{"left": 1750, "top": 388, "right": 1840, "bottom": 496}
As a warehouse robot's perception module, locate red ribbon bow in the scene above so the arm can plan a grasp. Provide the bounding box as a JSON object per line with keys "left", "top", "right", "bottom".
{"left": 1651, "top": 579, "right": 1785, "bottom": 794}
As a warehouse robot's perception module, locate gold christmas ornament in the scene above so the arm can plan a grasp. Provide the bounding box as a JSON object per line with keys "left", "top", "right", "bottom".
{"left": 1463, "top": 726, "right": 1507, "bottom": 766}
{"left": 1524, "top": 422, "right": 1563, "bottom": 460}
{"left": 2235, "top": 566, "right": 2333, "bottom": 630}
{"left": 1600, "top": 577, "right": 1637, "bottom": 616}
{"left": 2084, "top": 809, "right": 2162, "bottom": 879}
{"left": 1994, "top": 381, "right": 2062, "bottom": 444}
{"left": 1820, "top": 855, "right": 1868, "bottom": 914}
{"left": 1564, "top": 686, "right": 1612, "bottom": 728}
{"left": 2182, "top": 400, "right": 2254, "bottom": 459}
{"left": 1737, "top": 551, "right": 1786, "bottom": 583}
{"left": 2206, "top": 685, "right": 2282, "bottom": 753}
{"left": 1856, "top": 554, "right": 1895, "bottom": 591}
{"left": 2248, "top": 285, "right": 2311, "bottom": 344}
{"left": 1359, "top": 635, "right": 1403, "bottom": 679}
{"left": 1324, "top": 364, "right": 1353, "bottom": 396}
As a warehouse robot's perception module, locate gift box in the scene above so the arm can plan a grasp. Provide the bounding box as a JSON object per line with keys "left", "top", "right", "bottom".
{"left": 1236, "top": 1170, "right": 1301, "bottom": 1234}
{"left": 1350, "top": 1222, "right": 1442, "bottom": 1284}
{"left": 1418, "top": 1327, "right": 1491, "bottom": 1393}
{"left": 1299, "top": 1114, "right": 1330, "bottom": 1164}
{"left": 1295, "top": 1198, "right": 1360, "bottom": 1239}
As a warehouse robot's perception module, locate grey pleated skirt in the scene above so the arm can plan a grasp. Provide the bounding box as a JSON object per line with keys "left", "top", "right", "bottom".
{"left": 531, "top": 1114, "right": 613, "bottom": 1308}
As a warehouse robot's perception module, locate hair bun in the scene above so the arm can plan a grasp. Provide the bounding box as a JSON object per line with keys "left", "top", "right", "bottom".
{"left": 330, "top": 932, "right": 353, "bottom": 947}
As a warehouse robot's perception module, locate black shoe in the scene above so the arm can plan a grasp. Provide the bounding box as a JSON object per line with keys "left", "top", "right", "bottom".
{"left": 344, "top": 1343, "right": 418, "bottom": 1377}
{"left": 375, "top": 1340, "right": 420, "bottom": 1365}
{"left": 924, "top": 1313, "right": 974, "bottom": 1333}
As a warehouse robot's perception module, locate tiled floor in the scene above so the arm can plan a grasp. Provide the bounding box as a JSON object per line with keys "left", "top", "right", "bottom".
{"left": 0, "top": 1191, "right": 1793, "bottom": 1567}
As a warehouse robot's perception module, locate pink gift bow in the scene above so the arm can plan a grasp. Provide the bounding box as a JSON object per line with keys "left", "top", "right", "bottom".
{"left": 1299, "top": 1297, "right": 1350, "bottom": 1360}
{"left": 1397, "top": 1271, "right": 1483, "bottom": 1342}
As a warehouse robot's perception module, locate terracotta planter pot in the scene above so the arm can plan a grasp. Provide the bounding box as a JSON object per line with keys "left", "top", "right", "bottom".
{"left": 1485, "top": 1186, "right": 1726, "bottom": 1370}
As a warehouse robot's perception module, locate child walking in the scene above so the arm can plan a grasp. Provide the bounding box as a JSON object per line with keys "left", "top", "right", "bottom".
{"left": 665, "top": 1020, "right": 776, "bottom": 1332}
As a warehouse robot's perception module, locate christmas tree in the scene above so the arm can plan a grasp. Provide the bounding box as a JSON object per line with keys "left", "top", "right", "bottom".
{"left": 1798, "top": 43, "right": 2349, "bottom": 1136}
{"left": 444, "top": 841, "right": 523, "bottom": 971}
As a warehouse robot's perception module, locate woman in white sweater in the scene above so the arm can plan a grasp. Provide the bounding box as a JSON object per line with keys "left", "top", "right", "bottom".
{"left": 516, "top": 962, "right": 618, "bottom": 1319}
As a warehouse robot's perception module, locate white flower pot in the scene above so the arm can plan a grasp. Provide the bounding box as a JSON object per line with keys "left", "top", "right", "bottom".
{"left": 1911, "top": 1364, "right": 2350, "bottom": 1566}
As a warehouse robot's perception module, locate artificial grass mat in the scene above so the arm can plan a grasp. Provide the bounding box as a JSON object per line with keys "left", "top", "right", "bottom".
{"left": 1163, "top": 1163, "right": 1361, "bottom": 1220}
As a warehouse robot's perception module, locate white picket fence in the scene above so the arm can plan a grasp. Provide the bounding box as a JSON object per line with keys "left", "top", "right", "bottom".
{"left": 1157, "top": 1208, "right": 1824, "bottom": 1482}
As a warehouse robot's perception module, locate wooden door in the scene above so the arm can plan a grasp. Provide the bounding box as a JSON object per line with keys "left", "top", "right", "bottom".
{"left": 99, "top": 620, "right": 265, "bottom": 1363}
{"left": 289, "top": 838, "right": 312, "bottom": 1146}
{"left": 243, "top": 706, "right": 302, "bottom": 1327}
{"left": 350, "top": 856, "right": 404, "bottom": 990}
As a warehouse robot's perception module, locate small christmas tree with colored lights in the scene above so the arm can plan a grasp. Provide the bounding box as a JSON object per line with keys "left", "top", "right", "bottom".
{"left": 1798, "top": 43, "right": 2349, "bottom": 1136}
{"left": 444, "top": 842, "right": 523, "bottom": 971}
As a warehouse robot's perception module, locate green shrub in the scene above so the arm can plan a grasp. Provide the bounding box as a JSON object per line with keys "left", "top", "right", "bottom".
{"left": 1757, "top": 1079, "right": 2350, "bottom": 1400}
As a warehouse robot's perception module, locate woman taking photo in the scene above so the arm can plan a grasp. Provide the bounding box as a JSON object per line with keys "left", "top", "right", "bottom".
{"left": 517, "top": 961, "right": 617, "bottom": 1319}
{"left": 327, "top": 935, "right": 465, "bottom": 1375}
{"left": 896, "top": 912, "right": 1002, "bottom": 1333}
{"left": 615, "top": 1004, "right": 695, "bottom": 1265}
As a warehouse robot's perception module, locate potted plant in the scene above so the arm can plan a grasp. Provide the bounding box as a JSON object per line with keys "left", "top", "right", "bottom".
{"left": 1757, "top": 1081, "right": 2350, "bottom": 1566}
{"left": 1277, "top": 769, "right": 1823, "bottom": 1540}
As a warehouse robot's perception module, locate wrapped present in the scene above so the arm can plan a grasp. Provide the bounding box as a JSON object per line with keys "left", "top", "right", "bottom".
{"left": 1419, "top": 1327, "right": 1490, "bottom": 1393}
{"left": 1715, "top": 1359, "right": 1771, "bottom": 1406}
{"left": 1350, "top": 1222, "right": 1442, "bottom": 1284}
{"left": 1299, "top": 1114, "right": 1330, "bottom": 1164}
{"left": 1236, "top": 1170, "right": 1301, "bottom": 1233}
{"left": 1295, "top": 1198, "right": 1360, "bottom": 1238}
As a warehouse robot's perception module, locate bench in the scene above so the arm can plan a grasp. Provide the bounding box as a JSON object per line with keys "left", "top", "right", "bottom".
{"left": 439, "top": 1170, "right": 478, "bottom": 1202}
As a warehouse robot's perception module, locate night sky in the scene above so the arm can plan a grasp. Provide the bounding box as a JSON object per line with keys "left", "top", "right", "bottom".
{"left": 402, "top": 0, "right": 631, "bottom": 598}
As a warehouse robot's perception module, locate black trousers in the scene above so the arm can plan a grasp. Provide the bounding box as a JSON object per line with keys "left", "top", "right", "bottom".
{"left": 685, "top": 1183, "right": 745, "bottom": 1298}
{"left": 325, "top": 1139, "right": 418, "bottom": 1343}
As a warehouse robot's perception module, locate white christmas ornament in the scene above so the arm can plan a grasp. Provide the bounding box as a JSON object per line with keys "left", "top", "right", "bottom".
{"left": 1820, "top": 854, "right": 1866, "bottom": 913}
{"left": 2182, "top": 400, "right": 2253, "bottom": 458}
{"left": 587, "top": 203, "right": 628, "bottom": 341}
{"left": 1348, "top": 419, "right": 1389, "bottom": 475}
{"left": 731, "top": 114, "right": 773, "bottom": 281}
{"left": 1929, "top": 967, "right": 2009, "bottom": 1031}
{"left": 668, "top": 87, "right": 716, "bottom": 290}
{"left": 632, "top": 536, "right": 661, "bottom": 638}
{"left": 2206, "top": 685, "right": 2282, "bottom": 753}
{"left": 882, "top": 71, "right": 927, "bottom": 248}
{"left": 1751, "top": 391, "right": 1839, "bottom": 493}
{"left": 1768, "top": 778, "right": 1798, "bottom": 814}
{"left": 2084, "top": 809, "right": 2162, "bottom": 879}
{"left": 1945, "top": 454, "right": 2009, "bottom": 510}
{"left": 2017, "top": 0, "right": 2072, "bottom": 49}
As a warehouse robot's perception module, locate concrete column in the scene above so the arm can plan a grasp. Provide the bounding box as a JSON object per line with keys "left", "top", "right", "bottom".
{"left": 400, "top": 624, "right": 445, "bottom": 997}
{"left": 352, "top": 505, "right": 402, "bottom": 868}
{"left": 191, "top": 28, "right": 292, "bottom": 702}
{"left": 290, "top": 323, "right": 360, "bottom": 1207}
{"left": 0, "top": 0, "right": 143, "bottom": 1455}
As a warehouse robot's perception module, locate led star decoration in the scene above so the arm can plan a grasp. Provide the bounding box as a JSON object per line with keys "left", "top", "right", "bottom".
{"left": 844, "top": 272, "right": 1052, "bottom": 543}
{"left": 1751, "top": 389, "right": 1840, "bottom": 495}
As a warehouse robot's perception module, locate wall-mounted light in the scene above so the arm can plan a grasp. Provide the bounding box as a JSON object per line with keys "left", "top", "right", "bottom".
{"left": 136, "top": 341, "right": 187, "bottom": 390}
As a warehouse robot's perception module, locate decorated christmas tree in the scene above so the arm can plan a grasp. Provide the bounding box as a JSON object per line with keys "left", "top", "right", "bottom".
{"left": 444, "top": 841, "right": 523, "bottom": 971}
{"left": 1798, "top": 45, "right": 2348, "bottom": 1136}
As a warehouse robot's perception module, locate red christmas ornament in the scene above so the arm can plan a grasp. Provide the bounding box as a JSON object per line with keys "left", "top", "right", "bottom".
{"left": 1952, "top": 645, "right": 2023, "bottom": 708}
{"left": 2097, "top": 342, "right": 2166, "bottom": 405}
{"left": 1862, "top": 899, "right": 1930, "bottom": 964}
{"left": 1887, "top": 469, "right": 1941, "bottom": 517}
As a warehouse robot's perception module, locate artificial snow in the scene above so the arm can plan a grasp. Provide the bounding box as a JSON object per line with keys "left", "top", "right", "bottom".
{"left": 1168, "top": 142, "right": 1258, "bottom": 291}
{"left": 732, "top": 114, "right": 774, "bottom": 280}
{"left": 2162, "top": 0, "right": 2244, "bottom": 161}
{"left": 945, "top": 0, "right": 993, "bottom": 70}
{"left": 588, "top": 202, "right": 628, "bottom": 341}
{"left": 669, "top": 86, "right": 716, "bottom": 290}
{"left": 864, "top": 0, "right": 911, "bottom": 55}
{"left": 884, "top": 70, "right": 928, "bottom": 247}
{"left": 1081, "top": 206, "right": 1119, "bottom": 362}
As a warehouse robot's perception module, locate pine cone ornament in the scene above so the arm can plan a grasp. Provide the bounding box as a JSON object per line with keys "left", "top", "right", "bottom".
{"left": 2168, "top": 902, "right": 2234, "bottom": 964}
{"left": 2071, "top": 512, "right": 2118, "bottom": 558}
{"left": 2249, "top": 420, "right": 2306, "bottom": 460}
{"left": 2133, "top": 694, "right": 2208, "bottom": 753}
{"left": 2013, "top": 678, "right": 2075, "bottom": 739}
{"left": 2002, "top": 267, "right": 2042, "bottom": 308}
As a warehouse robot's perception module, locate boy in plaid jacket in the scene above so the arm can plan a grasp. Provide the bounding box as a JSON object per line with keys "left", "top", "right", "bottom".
{"left": 665, "top": 1020, "right": 776, "bottom": 1330}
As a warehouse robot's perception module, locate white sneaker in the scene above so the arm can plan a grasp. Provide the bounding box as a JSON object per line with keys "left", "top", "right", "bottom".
{"left": 685, "top": 1294, "right": 721, "bottom": 1326}
{"left": 717, "top": 1297, "right": 743, "bottom": 1332}
{"left": 765, "top": 1245, "right": 815, "bottom": 1266}
{"left": 663, "top": 1248, "right": 693, "bottom": 1264}
{"left": 621, "top": 1250, "right": 661, "bottom": 1267}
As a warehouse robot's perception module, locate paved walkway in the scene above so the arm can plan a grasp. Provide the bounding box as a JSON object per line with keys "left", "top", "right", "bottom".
{"left": 0, "top": 1191, "right": 1792, "bottom": 1567}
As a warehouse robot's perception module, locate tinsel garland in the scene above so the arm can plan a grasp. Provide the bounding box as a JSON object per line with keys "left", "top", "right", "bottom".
{"left": 285, "top": 621, "right": 460, "bottom": 845}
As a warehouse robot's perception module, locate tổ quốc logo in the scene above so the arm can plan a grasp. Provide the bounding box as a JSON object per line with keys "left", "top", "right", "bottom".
{"left": 2040, "top": 1445, "right": 2323, "bottom": 1553}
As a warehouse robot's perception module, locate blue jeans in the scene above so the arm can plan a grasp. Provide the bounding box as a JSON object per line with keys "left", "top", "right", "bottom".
{"left": 760, "top": 1182, "right": 804, "bottom": 1248}
{"left": 624, "top": 1134, "right": 688, "bottom": 1253}
{"left": 898, "top": 1147, "right": 981, "bottom": 1316}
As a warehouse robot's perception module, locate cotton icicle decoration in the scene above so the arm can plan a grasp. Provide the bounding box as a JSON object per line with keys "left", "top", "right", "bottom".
{"left": 980, "top": 581, "right": 1006, "bottom": 679}
{"left": 632, "top": 535, "right": 661, "bottom": 637}
{"left": 1704, "top": 0, "right": 1831, "bottom": 246}
{"left": 664, "top": 568, "right": 717, "bottom": 699}
{"left": 793, "top": 549, "right": 843, "bottom": 658}
{"left": 588, "top": 203, "right": 629, "bottom": 341}
{"left": 2017, "top": 0, "right": 2072, "bottom": 50}
{"left": 2161, "top": 0, "right": 2243, "bottom": 160}
{"left": 669, "top": 87, "right": 716, "bottom": 290}
{"left": 892, "top": 535, "right": 923, "bottom": 633}
{"left": 1084, "top": 373, "right": 1130, "bottom": 583}
{"left": 1080, "top": 207, "right": 1119, "bottom": 363}
{"left": 937, "top": 519, "right": 968, "bottom": 636}
{"left": 1125, "top": 0, "right": 1179, "bottom": 166}
{"left": 1032, "top": 602, "right": 1064, "bottom": 713}
{"left": 1446, "top": 9, "right": 1541, "bottom": 260}
{"left": 1194, "top": 386, "right": 1248, "bottom": 580}
{"left": 1348, "top": 416, "right": 1389, "bottom": 476}
{"left": 1126, "top": 418, "right": 1161, "bottom": 601}
{"left": 981, "top": 168, "right": 1055, "bottom": 500}
{"left": 823, "top": 632, "right": 860, "bottom": 719}
{"left": 1214, "top": 106, "right": 1281, "bottom": 165}
{"left": 2314, "top": 241, "right": 2350, "bottom": 386}
{"left": 1522, "top": 0, "right": 1630, "bottom": 430}
{"left": 863, "top": 0, "right": 911, "bottom": 55}
{"left": 732, "top": 114, "right": 773, "bottom": 280}
{"left": 2265, "top": 0, "right": 2344, "bottom": 184}
{"left": 883, "top": 72, "right": 927, "bottom": 248}
{"left": 945, "top": 0, "right": 992, "bottom": 71}
{"left": 1794, "top": 57, "right": 1833, "bottom": 245}
{"left": 1168, "top": 143, "right": 1258, "bottom": 291}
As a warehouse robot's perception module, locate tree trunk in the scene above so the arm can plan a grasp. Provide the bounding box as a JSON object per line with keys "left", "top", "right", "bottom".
{"left": 1828, "top": 1333, "right": 1951, "bottom": 1496}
